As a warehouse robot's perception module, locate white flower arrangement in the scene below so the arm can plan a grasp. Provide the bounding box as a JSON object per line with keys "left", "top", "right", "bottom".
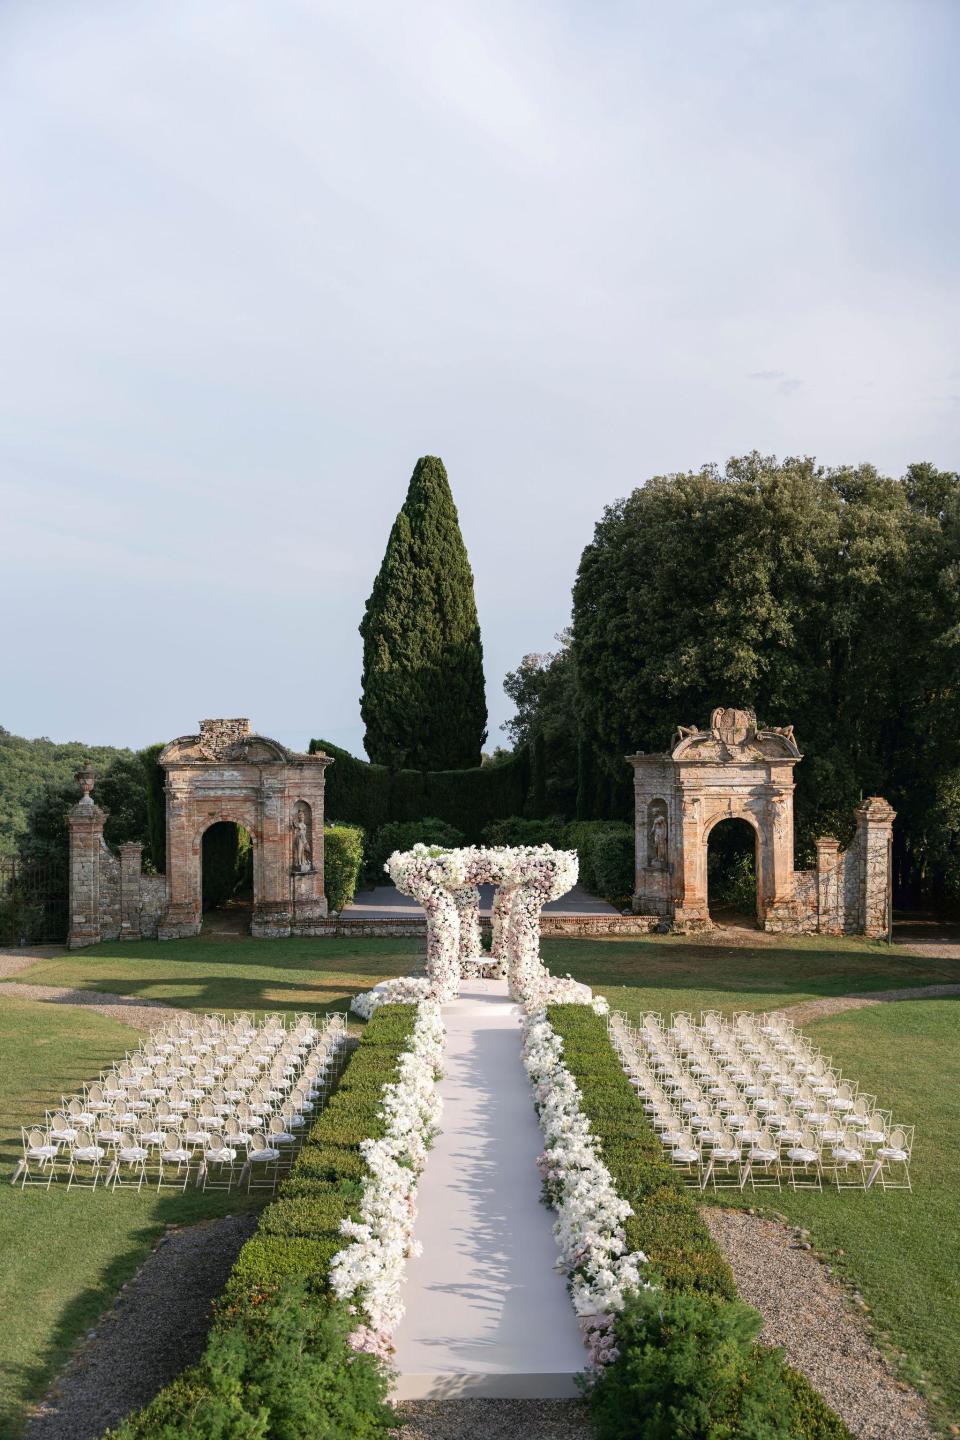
{"left": 384, "top": 843, "right": 602, "bottom": 1010}
{"left": 329, "top": 998, "right": 446, "bottom": 1357}
{"left": 522, "top": 1008, "right": 650, "bottom": 1367}
{"left": 350, "top": 975, "right": 431, "bottom": 1019}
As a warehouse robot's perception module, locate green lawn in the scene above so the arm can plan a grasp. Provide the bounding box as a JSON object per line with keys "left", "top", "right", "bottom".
{"left": 5, "top": 928, "right": 957, "bottom": 1021}
{"left": 0, "top": 998, "right": 263, "bottom": 1439}
{"left": 1, "top": 930, "right": 958, "bottom": 1435}
{"left": 710, "top": 999, "right": 960, "bottom": 1434}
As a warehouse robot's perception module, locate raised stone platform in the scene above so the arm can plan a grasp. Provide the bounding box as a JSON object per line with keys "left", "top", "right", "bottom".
{"left": 391, "top": 982, "right": 586, "bottom": 1399}
{"left": 321, "top": 885, "right": 661, "bottom": 939}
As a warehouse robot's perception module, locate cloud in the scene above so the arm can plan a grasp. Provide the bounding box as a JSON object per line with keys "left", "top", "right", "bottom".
{"left": 0, "top": 0, "right": 957, "bottom": 749}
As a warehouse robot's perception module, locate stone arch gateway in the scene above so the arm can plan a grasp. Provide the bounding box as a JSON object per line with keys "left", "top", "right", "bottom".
{"left": 158, "top": 719, "right": 332, "bottom": 938}
{"left": 628, "top": 707, "right": 895, "bottom": 937}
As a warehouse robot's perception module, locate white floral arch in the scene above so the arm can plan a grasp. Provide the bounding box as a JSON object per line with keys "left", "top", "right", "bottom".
{"left": 352, "top": 844, "right": 598, "bottom": 1014}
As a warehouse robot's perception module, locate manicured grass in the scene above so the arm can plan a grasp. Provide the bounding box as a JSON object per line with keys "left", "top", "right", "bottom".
{"left": 0, "top": 997, "right": 262, "bottom": 1438}
{"left": 3, "top": 930, "right": 958, "bottom": 1433}
{"left": 3, "top": 935, "right": 422, "bottom": 1017}
{"left": 7, "top": 929, "right": 957, "bottom": 1022}
{"left": 709, "top": 998, "right": 960, "bottom": 1434}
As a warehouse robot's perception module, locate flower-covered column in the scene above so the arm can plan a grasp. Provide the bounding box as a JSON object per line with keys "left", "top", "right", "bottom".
{"left": 489, "top": 886, "right": 514, "bottom": 979}
{"left": 387, "top": 846, "right": 466, "bottom": 1001}
{"left": 506, "top": 848, "right": 580, "bottom": 1006}
{"left": 453, "top": 885, "right": 483, "bottom": 963}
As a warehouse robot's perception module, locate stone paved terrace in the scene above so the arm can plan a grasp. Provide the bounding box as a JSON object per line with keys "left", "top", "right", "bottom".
{"left": 341, "top": 883, "right": 620, "bottom": 920}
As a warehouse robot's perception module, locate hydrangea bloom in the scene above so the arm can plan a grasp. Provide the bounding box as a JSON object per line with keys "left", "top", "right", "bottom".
{"left": 522, "top": 1008, "right": 650, "bottom": 1367}
{"left": 329, "top": 998, "right": 446, "bottom": 1353}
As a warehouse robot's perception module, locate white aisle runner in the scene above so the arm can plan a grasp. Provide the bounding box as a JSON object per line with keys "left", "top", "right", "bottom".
{"left": 392, "top": 980, "right": 586, "bottom": 1399}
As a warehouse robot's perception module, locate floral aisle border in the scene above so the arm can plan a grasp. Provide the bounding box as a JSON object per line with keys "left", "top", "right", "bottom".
{"left": 329, "top": 998, "right": 446, "bottom": 1359}
{"left": 522, "top": 1007, "right": 649, "bottom": 1368}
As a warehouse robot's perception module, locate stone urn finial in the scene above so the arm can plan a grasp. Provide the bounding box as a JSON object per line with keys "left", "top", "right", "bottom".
{"left": 75, "top": 763, "right": 96, "bottom": 802}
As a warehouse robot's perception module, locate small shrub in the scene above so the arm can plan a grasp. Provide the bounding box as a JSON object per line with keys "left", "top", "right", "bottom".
{"left": 588, "top": 1288, "right": 794, "bottom": 1440}
{"left": 591, "top": 825, "right": 634, "bottom": 903}
{"left": 370, "top": 817, "right": 465, "bottom": 879}
{"left": 110, "top": 1282, "right": 393, "bottom": 1439}
{"left": 481, "top": 815, "right": 567, "bottom": 848}
{"left": 560, "top": 820, "right": 632, "bottom": 896}
{"left": 324, "top": 823, "right": 364, "bottom": 911}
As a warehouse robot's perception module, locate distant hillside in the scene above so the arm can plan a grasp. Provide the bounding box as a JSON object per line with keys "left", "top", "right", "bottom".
{"left": 0, "top": 727, "right": 131, "bottom": 855}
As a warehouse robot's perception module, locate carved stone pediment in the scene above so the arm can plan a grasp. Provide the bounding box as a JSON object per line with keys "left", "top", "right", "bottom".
{"left": 159, "top": 719, "right": 306, "bottom": 767}
{"left": 670, "top": 708, "right": 801, "bottom": 763}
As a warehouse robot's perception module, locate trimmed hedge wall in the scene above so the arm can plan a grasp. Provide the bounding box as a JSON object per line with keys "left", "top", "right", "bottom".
{"left": 110, "top": 1004, "right": 419, "bottom": 1438}
{"left": 547, "top": 1005, "right": 853, "bottom": 1440}
{"left": 310, "top": 738, "right": 531, "bottom": 842}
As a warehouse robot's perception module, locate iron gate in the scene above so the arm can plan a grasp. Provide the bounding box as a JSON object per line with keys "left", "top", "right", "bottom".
{"left": 0, "top": 855, "right": 68, "bottom": 943}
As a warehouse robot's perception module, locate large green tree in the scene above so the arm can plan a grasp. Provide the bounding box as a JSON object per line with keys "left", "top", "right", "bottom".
{"left": 505, "top": 453, "right": 960, "bottom": 904}
{"left": 360, "top": 455, "right": 487, "bottom": 769}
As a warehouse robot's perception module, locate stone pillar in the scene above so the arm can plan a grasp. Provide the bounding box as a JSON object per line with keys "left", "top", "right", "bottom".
{"left": 815, "top": 836, "right": 841, "bottom": 934}
{"left": 672, "top": 793, "right": 709, "bottom": 931}
{"left": 119, "top": 842, "right": 143, "bottom": 940}
{"left": 67, "top": 765, "right": 106, "bottom": 950}
{"left": 856, "top": 797, "right": 896, "bottom": 940}
{"left": 158, "top": 782, "right": 201, "bottom": 939}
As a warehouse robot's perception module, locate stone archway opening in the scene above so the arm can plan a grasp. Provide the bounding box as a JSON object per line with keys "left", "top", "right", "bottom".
{"left": 707, "top": 816, "right": 759, "bottom": 928}
{"left": 201, "top": 820, "right": 254, "bottom": 933}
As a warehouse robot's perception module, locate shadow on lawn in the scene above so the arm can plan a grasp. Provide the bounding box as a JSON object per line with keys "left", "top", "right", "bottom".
{"left": 540, "top": 935, "right": 960, "bottom": 1000}
{"left": 0, "top": 1190, "right": 258, "bottom": 1439}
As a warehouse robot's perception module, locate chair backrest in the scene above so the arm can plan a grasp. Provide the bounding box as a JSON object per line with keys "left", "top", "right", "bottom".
{"left": 28, "top": 1127, "right": 46, "bottom": 1149}
{"left": 248, "top": 1131, "right": 268, "bottom": 1151}
{"left": 74, "top": 1128, "right": 95, "bottom": 1148}
{"left": 888, "top": 1126, "right": 907, "bottom": 1150}
{"left": 88, "top": 1084, "right": 104, "bottom": 1103}
{"left": 162, "top": 1129, "right": 183, "bottom": 1154}
{"left": 67, "top": 1098, "right": 83, "bottom": 1117}
{"left": 868, "top": 1112, "right": 887, "bottom": 1135}
{"left": 267, "top": 1115, "right": 285, "bottom": 1135}
{"left": 206, "top": 1131, "right": 225, "bottom": 1150}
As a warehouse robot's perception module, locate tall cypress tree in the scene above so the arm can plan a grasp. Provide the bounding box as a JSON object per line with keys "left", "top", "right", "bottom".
{"left": 360, "top": 456, "right": 487, "bottom": 770}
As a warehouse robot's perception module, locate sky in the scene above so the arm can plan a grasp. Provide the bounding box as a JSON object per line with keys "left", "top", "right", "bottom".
{"left": 1, "top": 0, "right": 958, "bottom": 757}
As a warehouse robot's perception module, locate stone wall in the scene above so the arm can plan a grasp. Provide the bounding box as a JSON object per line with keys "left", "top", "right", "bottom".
{"left": 140, "top": 875, "right": 167, "bottom": 937}
{"left": 98, "top": 840, "right": 122, "bottom": 940}
{"left": 779, "top": 801, "right": 895, "bottom": 942}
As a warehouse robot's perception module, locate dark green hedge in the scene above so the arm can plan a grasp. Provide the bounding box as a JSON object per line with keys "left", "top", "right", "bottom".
{"left": 324, "top": 823, "right": 364, "bottom": 911}
{"left": 547, "top": 1005, "right": 852, "bottom": 1440}
{"left": 110, "top": 1004, "right": 419, "bottom": 1438}
{"left": 310, "top": 738, "right": 531, "bottom": 842}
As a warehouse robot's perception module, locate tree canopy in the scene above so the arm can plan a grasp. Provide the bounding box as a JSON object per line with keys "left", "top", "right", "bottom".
{"left": 359, "top": 455, "right": 487, "bottom": 769}
{"left": 505, "top": 453, "right": 960, "bottom": 906}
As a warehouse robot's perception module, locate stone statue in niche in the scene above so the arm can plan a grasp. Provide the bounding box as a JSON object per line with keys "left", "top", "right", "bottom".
{"left": 292, "top": 804, "right": 312, "bottom": 873}
{"left": 648, "top": 802, "right": 669, "bottom": 868}
{"left": 652, "top": 814, "right": 668, "bottom": 865}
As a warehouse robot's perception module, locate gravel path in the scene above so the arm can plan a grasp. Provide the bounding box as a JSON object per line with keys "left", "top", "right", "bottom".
{"left": 782, "top": 982, "right": 960, "bottom": 1027}
{"left": 25, "top": 1214, "right": 258, "bottom": 1440}
{"left": 392, "top": 1400, "right": 591, "bottom": 1440}
{"left": 0, "top": 980, "right": 187, "bottom": 1031}
{"left": 0, "top": 946, "right": 64, "bottom": 979}
{"left": 701, "top": 1208, "right": 933, "bottom": 1440}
